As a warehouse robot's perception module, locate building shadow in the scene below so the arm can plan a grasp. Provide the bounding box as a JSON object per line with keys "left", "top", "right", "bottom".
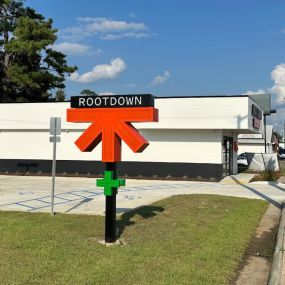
{"left": 117, "top": 205, "right": 164, "bottom": 238}
{"left": 269, "top": 182, "right": 285, "bottom": 193}
{"left": 236, "top": 114, "right": 248, "bottom": 129}
{"left": 231, "top": 176, "right": 281, "bottom": 209}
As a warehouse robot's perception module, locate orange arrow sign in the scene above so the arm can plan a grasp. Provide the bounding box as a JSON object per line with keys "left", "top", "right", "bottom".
{"left": 67, "top": 107, "right": 158, "bottom": 162}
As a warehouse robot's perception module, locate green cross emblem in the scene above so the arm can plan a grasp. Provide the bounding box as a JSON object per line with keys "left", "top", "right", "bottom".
{"left": 96, "top": 171, "right": 125, "bottom": 196}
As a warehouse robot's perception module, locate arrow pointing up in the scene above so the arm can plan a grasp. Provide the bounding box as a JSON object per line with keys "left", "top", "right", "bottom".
{"left": 67, "top": 107, "right": 158, "bottom": 162}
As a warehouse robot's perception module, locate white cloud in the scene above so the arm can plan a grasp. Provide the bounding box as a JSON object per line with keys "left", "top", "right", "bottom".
{"left": 270, "top": 63, "right": 285, "bottom": 104}
{"left": 53, "top": 42, "right": 101, "bottom": 56}
{"left": 243, "top": 63, "right": 285, "bottom": 108}
{"left": 243, "top": 63, "right": 285, "bottom": 132}
{"left": 69, "top": 57, "right": 126, "bottom": 83}
{"left": 101, "top": 32, "right": 151, "bottom": 40}
{"left": 61, "top": 17, "right": 152, "bottom": 41}
{"left": 98, "top": 92, "right": 116, "bottom": 95}
{"left": 59, "top": 28, "right": 90, "bottom": 41}
{"left": 242, "top": 89, "right": 267, "bottom": 96}
{"left": 150, "top": 70, "right": 171, "bottom": 86}
{"left": 80, "top": 17, "right": 146, "bottom": 33}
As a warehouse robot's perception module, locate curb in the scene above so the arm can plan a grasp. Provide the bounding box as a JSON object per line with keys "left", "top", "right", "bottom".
{"left": 268, "top": 201, "right": 285, "bottom": 285}
{"left": 250, "top": 181, "right": 285, "bottom": 186}
{"left": 219, "top": 180, "right": 251, "bottom": 185}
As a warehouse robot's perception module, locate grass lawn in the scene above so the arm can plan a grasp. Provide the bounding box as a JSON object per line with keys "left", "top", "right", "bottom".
{"left": 0, "top": 195, "right": 267, "bottom": 285}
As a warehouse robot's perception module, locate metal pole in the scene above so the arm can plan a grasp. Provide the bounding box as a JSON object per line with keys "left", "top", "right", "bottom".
{"left": 283, "top": 121, "right": 285, "bottom": 142}
{"left": 264, "top": 116, "right": 267, "bottom": 153}
{"left": 51, "top": 119, "right": 57, "bottom": 216}
{"left": 105, "top": 162, "right": 117, "bottom": 243}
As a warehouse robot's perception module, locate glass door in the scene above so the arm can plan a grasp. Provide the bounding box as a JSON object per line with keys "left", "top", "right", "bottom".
{"left": 223, "top": 136, "right": 233, "bottom": 176}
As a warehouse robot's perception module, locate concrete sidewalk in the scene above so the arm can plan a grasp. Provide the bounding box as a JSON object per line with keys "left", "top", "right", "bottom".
{"left": 219, "top": 173, "right": 256, "bottom": 185}
{"left": 0, "top": 175, "right": 285, "bottom": 215}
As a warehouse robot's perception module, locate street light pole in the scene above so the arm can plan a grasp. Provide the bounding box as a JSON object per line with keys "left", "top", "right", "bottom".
{"left": 263, "top": 109, "right": 277, "bottom": 154}
{"left": 283, "top": 121, "right": 285, "bottom": 141}
{"left": 264, "top": 116, "right": 267, "bottom": 153}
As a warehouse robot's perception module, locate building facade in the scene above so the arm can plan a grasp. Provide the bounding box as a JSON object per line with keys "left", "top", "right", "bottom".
{"left": 238, "top": 125, "right": 277, "bottom": 154}
{"left": 0, "top": 95, "right": 264, "bottom": 181}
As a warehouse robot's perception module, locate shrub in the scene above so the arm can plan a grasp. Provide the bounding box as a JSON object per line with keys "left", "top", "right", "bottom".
{"left": 250, "top": 170, "right": 281, "bottom": 182}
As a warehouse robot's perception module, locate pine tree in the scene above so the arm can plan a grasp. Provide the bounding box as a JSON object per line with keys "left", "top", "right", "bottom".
{"left": 0, "top": 0, "right": 77, "bottom": 102}
{"left": 80, "top": 89, "right": 98, "bottom": 96}
{"left": 55, "top": 89, "right": 66, "bottom": 101}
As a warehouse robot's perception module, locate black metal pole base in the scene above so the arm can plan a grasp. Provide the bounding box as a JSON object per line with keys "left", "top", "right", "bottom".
{"left": 105, "top": 162, "right": 117, "bottom": 243}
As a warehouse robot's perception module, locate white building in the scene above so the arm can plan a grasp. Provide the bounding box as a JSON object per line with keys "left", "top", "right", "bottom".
{"left": 0, "top": 95, "right": 264, "bottom": 181}
{"left": 238, "top": 125, "right": 275, "bottom": 154}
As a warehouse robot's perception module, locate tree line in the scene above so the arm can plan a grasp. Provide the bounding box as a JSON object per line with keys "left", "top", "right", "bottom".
{"left": 0, "top": 0, "right": 98, "bottom": 102}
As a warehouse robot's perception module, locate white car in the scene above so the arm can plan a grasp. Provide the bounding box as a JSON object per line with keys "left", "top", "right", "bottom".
{"left": 279, "top": 149, "right": 285, "bottom": 159}
{"left": 238, "top": 153, "right": 248, "bottom": 166}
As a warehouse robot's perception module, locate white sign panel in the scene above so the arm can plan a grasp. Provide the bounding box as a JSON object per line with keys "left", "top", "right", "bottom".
{"left": 50, "top": 117, "right": 61, "bottom": 135}
{"left": 238, "top": 133, "right": 263, "bottom": 139}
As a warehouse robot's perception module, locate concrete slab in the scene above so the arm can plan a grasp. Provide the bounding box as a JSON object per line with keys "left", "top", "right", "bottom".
{"left": 0, "top": 175, "right": 284, "bottom": 215}
{"left": 220, "top": 173, "right": 256, "bottom": 185}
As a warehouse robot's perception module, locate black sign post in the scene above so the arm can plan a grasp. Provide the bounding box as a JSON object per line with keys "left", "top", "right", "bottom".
{"left": 68, "top": 94, "right": 157, "bottom": 243}
{"left": 105, "top": 162, "right": 117, "bottom": 243}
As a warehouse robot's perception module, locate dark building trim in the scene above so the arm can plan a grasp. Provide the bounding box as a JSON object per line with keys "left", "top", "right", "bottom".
{"left": 0, "top": 159, "right": 223, "bottom": 181}
{"left": 155, "top": 95, "right": 249, "bottom": 99}
{"left": 0, "top": 94, "right": 250, "bottom": 105}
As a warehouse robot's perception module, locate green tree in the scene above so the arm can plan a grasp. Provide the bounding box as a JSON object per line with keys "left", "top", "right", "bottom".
{"left": 0, "top": 0, "right": 77, "bottom": 102}
{"left": 80, "top": 89, "right": 98, "bottom": 96}
{"left": 55, "top": 89, "right": 65, "bottom": 101}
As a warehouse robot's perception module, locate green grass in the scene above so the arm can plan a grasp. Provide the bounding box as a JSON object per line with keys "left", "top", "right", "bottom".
{"left": 0, "top": 195, "right": 267, "bottom": 285}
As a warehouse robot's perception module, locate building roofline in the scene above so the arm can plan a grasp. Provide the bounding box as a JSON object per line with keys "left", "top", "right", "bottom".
{"left": 155, "top": 95, "right": 248, "bottom": 99}
{"left": 0, "top": 94, "right": 250, "bottom": 104}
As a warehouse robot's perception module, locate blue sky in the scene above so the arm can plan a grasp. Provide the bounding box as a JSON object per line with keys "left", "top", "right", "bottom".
{"left": 25, "top": 0, "right": 285, "bottom": 129}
